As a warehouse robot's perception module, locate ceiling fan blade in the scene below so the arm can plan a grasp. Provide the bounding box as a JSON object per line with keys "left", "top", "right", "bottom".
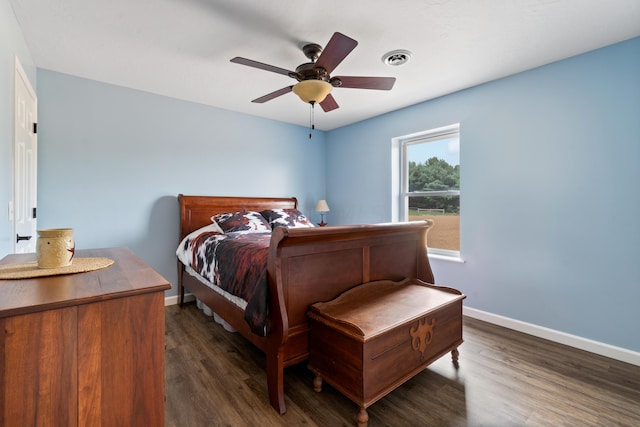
{"left": 332, "top": 76, "right": 396, "bottom": 90}
{"left": 252, "top": 86, "right": 293, "bottom": 103}
{"left": 231, "top": 57, "right": 294, "bottom": 77}
{"left": 319, "top": 94, "right": 339, "bottom": 112}
{"left": 314, "top": 32, "right": 358, "bottom": 74}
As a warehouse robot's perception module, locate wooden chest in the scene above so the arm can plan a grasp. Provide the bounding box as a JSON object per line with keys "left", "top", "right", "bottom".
{"left": 307, "top": 278, "right": 465, "bottom": 427}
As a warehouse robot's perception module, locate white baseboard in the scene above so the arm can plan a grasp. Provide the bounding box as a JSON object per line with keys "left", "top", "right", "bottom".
{"left": 463, "top": 306, "right": 640, "bottom": 366}
{"left": 164, "top": 293, "right": 195, "bottom": 306}
{"left": 163, "top": 295, "right": 638, "bottom": 366}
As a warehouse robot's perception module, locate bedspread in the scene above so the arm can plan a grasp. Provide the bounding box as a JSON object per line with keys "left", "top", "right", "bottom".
{"left": 177, "top": 226, "right": 271, "bottom": 335}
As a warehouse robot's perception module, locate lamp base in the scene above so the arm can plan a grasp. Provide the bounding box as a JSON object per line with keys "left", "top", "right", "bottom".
{"left": 318, "top": 212, "right": 327, "bottom": 227}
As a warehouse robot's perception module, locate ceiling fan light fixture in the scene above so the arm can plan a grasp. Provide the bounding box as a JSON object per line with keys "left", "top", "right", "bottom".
{"left": 292, "top": 80, "right": 332, "bottom": 104}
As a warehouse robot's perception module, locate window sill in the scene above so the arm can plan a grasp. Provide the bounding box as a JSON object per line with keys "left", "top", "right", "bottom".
{"left": 427, "top": 252, "right": 465, "bottom": 263}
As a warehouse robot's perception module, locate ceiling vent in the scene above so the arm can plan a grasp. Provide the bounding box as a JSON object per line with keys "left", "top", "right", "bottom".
{"left": 382, "top": 49, "right": 412, "bottom": 66}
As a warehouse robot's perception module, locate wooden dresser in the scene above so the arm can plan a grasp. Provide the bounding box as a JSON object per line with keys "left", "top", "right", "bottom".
{"left": 0, "top": 247, "right": 171, "bottom": 427}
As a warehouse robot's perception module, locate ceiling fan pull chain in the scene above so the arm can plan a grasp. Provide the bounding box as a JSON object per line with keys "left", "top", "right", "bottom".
{"left": 309, "top": 102, "right": 315, "bottom": 139}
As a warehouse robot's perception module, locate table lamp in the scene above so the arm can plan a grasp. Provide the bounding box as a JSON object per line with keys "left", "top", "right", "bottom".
{"left": 315, "top": 200, "right": 330, "bottom": 227}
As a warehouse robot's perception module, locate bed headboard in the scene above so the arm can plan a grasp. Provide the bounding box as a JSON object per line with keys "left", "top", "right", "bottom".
{"left": 178, "top": 195, "right": 298, "bottom": 238}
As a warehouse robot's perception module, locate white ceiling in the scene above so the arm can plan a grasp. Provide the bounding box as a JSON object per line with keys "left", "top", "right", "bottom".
{"left": 9, "top": 0, "right": 640, "bottom": 130}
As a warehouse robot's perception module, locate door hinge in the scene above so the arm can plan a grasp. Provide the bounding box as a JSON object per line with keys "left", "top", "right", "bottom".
{"left": 33, "top": 122, "right": 37, "bottom": 134}
{"left": 32, "top": 207, "right": 37, "bottom": 218}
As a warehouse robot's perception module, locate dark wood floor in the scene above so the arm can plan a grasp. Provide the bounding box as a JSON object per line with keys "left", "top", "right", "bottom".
{"left": 165, "top": 303, "right": 640, "bottom": 426}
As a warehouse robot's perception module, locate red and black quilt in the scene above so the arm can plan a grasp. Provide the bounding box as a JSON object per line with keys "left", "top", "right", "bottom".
{"left": 177, "top": 227, "right": 271, "bottom": 336}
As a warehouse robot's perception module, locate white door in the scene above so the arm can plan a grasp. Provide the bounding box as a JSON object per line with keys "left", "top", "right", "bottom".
{"left": 13, "top": 57, "right": 37, "bottom": 253}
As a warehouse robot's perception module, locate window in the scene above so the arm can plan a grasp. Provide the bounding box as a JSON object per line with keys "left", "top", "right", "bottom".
{"left": 398, "top": 124, "right": 460, "bottom": 258}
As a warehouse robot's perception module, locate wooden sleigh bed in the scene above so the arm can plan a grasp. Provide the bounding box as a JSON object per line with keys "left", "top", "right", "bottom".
{"left": 176, "top": 195, "right": 436, "bottom": 414}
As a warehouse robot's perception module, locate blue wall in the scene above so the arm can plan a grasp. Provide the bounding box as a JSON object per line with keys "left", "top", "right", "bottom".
{"left": 326, "top": 38, "right": 640, "bottom": 352}
{"left": 36, "top": 70, "right": 326, "bottom": 295}
{"left": 0, "top": 0, "right": 36, "bottom": 256}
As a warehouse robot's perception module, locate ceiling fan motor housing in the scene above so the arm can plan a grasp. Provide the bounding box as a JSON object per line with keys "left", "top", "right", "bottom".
{"left": 295, "top": 62, "right": 329, "bottom": 82}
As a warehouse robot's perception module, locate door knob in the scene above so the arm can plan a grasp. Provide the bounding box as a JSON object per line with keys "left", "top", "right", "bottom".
{"left": 16, "top": 234, "right": 32, "bottom": 243}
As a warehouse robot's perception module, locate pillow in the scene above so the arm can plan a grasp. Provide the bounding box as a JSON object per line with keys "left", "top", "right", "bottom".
{"left": 211, "top": 211, "right": 272, "bottom": 233}
{"left": 260, "top": 208, "right": 315, "bottom": 229}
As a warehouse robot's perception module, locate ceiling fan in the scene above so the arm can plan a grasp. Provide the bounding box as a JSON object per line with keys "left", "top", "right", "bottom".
{"left": 230, "top": 32, "right": 396, "bottom": 112}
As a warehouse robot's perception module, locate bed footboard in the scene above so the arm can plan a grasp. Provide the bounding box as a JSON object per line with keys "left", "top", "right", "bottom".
{"left": 264, "top": 221, "right": 434, "bottom": 413}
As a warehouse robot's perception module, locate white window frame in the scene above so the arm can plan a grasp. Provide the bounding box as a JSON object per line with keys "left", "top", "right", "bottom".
{"left": 395, "top": 123, "right": 461, "bottom": 260}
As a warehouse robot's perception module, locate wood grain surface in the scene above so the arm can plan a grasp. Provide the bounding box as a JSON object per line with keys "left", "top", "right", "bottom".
{"left": 165, "top": 303, "right": 640, "bottom": 426}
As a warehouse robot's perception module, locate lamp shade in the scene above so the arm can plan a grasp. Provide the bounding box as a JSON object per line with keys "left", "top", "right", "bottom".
{"left": 315, "top": 199, "right": 330, "bottom": 213}
{"left": 292, "top": 80, "right": 332, "bottom": 104}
